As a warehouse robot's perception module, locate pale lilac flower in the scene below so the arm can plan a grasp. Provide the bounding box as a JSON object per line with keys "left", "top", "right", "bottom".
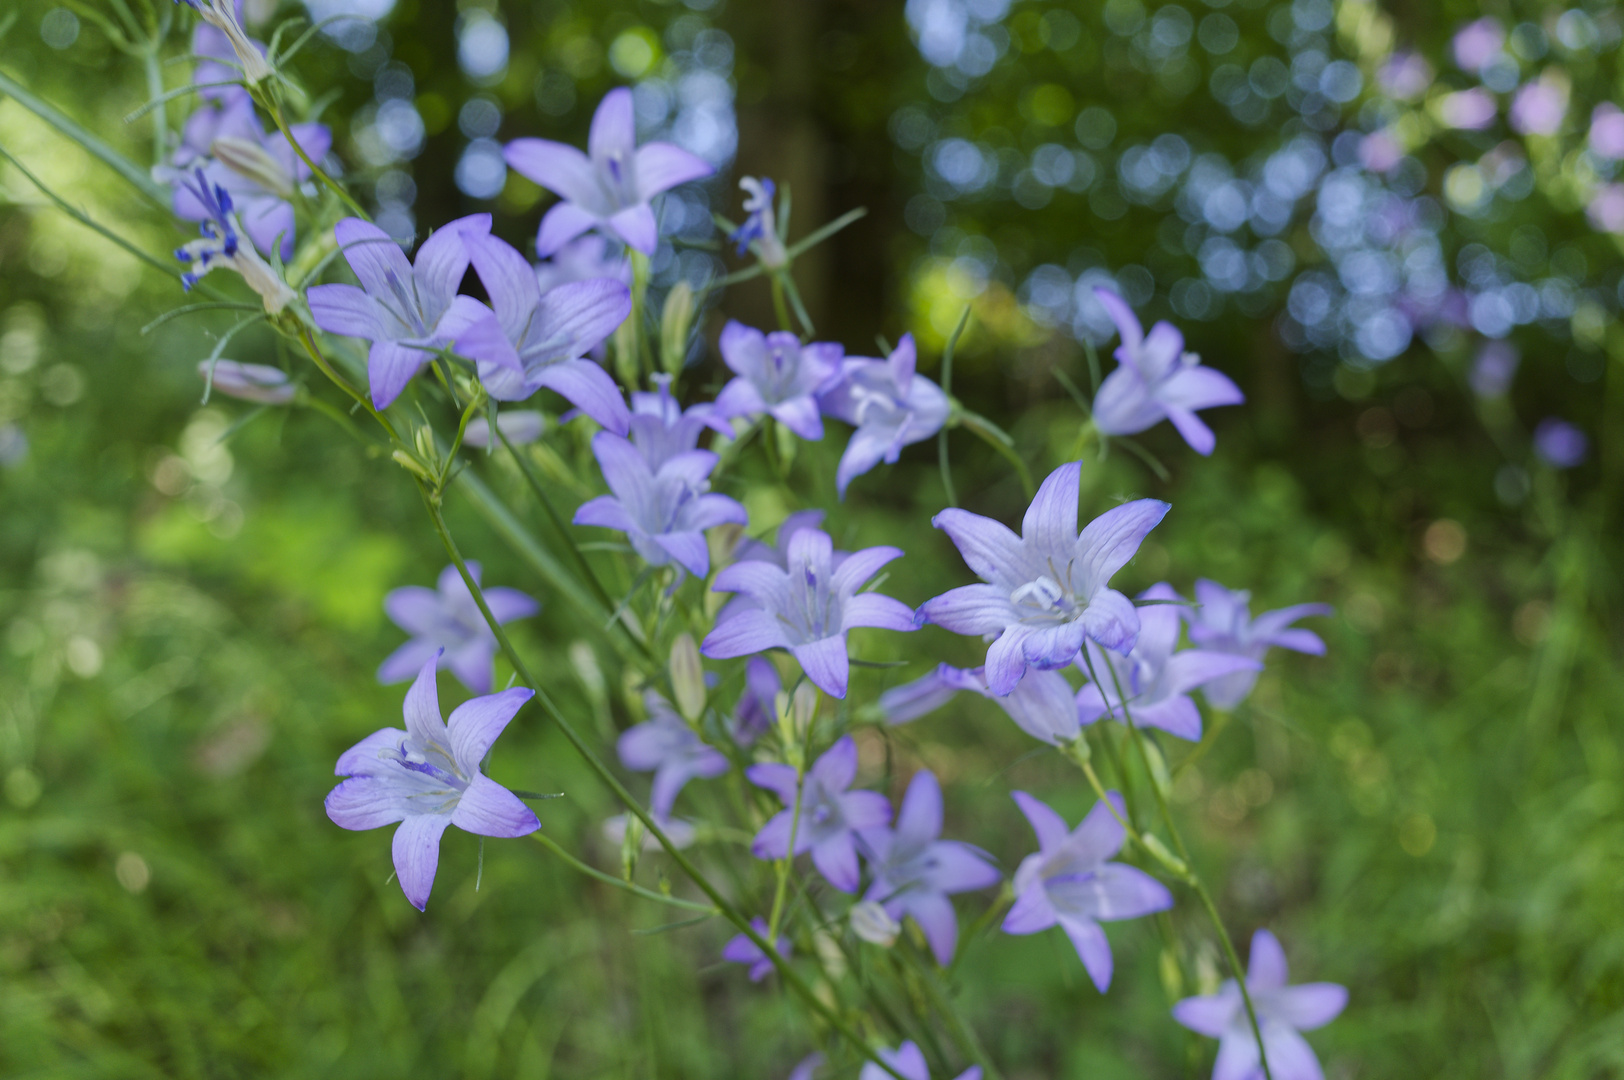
{"left": 1533, "top": 418, "right": 1588, "bottom": 468}
{"left": 1587, "top": 184, "right": 1624, "bottom": 233}
{"left": 534, "top": 233, "right": 631, "bottom": 293}
{"left": 1468, "top": 341, "right": 1518, "bottom": 398}
{"left": 172, "top": 169, "right": 295, "bottom": 312}
{"left": 1090, "top": 289, "right": 1243, "bottom": 456}
{"left": 731, "top": 510, "right": 833, "bottom": 569}
{"left": 455, "top": 232, "right": 632, "bottom": 432}
{"left": 850, "top": 899, "right": 902, "bottom": 945}
{"left": 788, "top": 1053, "right": 825, "bottom": 1080}
{"left": 858, "top": 1042, "right": 981, "bottom": 1080}
{"left": 879, "top": 664, "right": 1082, "bottom": 746}
{"left": 1452, "top": 17, "right": 1504, "bottom": 72}
{"left": 1510, "top": 73, "right": 1567, "bottom": 136}
{"left": 463, "top": 410, "right": 546, "bottom": 449}
{"left": 1437, "top": 89, "right": 1497, "bottom": 131}
{"left": 1357, "top": 130, "right": 1402, "bottom": 173}
{"left": 325, "top": 656, "right": 539, "bottom": 911}
{"left": 713, "top": 321, "right": 843, "bottom": 440}
{"left": 877, "top": 665, "right": 967, "bottom": 726}
{"left": 176, "top": 0, "right": 273, "bottom": 83}
{"left": 190, "top": 15, "right": 266, "bottom": 100}
{"left": 916, "top": 461, "right": 1169, "bottom": 695}
{"left": 731, "top": 176, "right": 787, "bottom": 267}
{"left": 378, "top": 562, "right": 539, "bottom": 694}
{"left": 1075, "top": 584, "right": 1260, "bottom": 740}
{"left": 721, "top": 917, "right": 791, "bottom": 981}
{"left": 1173, "top": 929, "right": 1347, "bottom": 1080}
{"left": 704, "top": 528, "right": 913, "bottom": 699}
{"left": 1377, "top": 51, "right": 1431, "bottom": 101}
{"left": 505, "top": 87, "right": 714, "bottom": 256}
{"left": 307, "top": 214, "right": 494, "bottom": 409}
{"left": 745, "top": 735, "right": 891, "bottom": 892}
{"left": 1184, "top": 581, "right": 1332, "bottom": 710}
{"left": 200, "top": 360, "right": 294, "bottom": 404}
{"left": 730, "top": 656, "right": 781, "bottom": 746}
{"left": 1003, "top": 790, "right": 1172, "bottom": 991}
{"left": 628, "top": 374, "right": 728, "bottom": 469}
{"left": 860, "top": 770, "right": 1000, "bottom": 965}
{"left": 574, "top": 431, "right": 747, "bottom": 578}
{"left": 1589, "top": 103, "right": 1624, "bottom": 159}
{"left": 617, "top": 691, "right": 728, "bottom": 817}
{"left": 817, "top": 334, "right": 950, "bottom": 497}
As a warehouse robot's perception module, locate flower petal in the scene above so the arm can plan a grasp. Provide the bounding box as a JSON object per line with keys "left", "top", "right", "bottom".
{"left": 902, "top": 890, "right": 959, "bottom": 965}
{"left": 451, "top": 774, "right": 541, "bottom": 838}
{"left": 402, "top": 657, "right": 447, "bottom": 748}
{"left": 984, "top": 628, "right": 1030, "bottom": 696}
{"left": 770, "top": 395, "right": 824, "bottom": 441}
{"left": 535, "top": 201, "right": 599, "bottom": 258}
{"left": 1261, "top": 1023, "right": 1325, "bottom": 1080}
{"left": 1164, "top": 405, "right": 1217, "bottom": 456}
{"left": 1093, "top": 287, "right": 1143, "bottom": 351}
{"left": 1172, "top": 986, "right": 1241, "bottom": 1037}
{"left": 812, "top": 734, "right": 859, "bottom": 790}
{"left": 915, "top": 583, "right": 1017, "bottom": 636}
{"left": 1075, "top": 499, "right": 1171, "bottom": 598}
{"left": 1002, "top": 879, "right": 1058, "bottom": 934}
{"left": 998, "top": 668, "right": 1081, "bottom": 744}
{"left": 634, "top": 141, "right": 715, "bottom": 195}
{"left": 1130, "top": 695, "right": 1203, "bottom": 741}
{"left": 702, "top": 609, "right": 792, "bottom": 658}
{"left": 1161, "top": 365, "right": 1245, "bottom": 410}
{"left": 335, "top": 727, "right": 409, "bottom": 776}
{"left": 811, "top": 831, "right": 860, "bottom": 893}
{"left": 391, "top": 812, "right": 452, "bottom": 911}
{"left": 653, "top": 530, "right": 711, "bottom": 577}
{"left": 1247, "top": 928, "right": 1289, "bottom": 992}
{"left": 504, "top": 138, "right": 599, "bottom": 206}
{"left": 608, "top": 203, "right": 659, "bottom": 255}
{"left": 1275, "top": 983, "right": 1348, "bottom": 1031}
{"left": 589, "top": 87, "right": 636, "bottom": 162}
{"left": 384, "top": 585, "right": 444, "bottom": 634}
{"left": 529, "top": 359, "right": 631, "bottom": 435}
{"left": 325, "top": 775, "right": 410, "bottom": 830}
{"left": 368, "top": 339, "right": 430, "bottom": 410}
{"left": 894, "top": 770, "right": 942, "bottom": 848}
{"left": 335, "top": 217, "right": 412, "bottom": 297}
{"left": 843, "top": 593, "right": 916, "bottom": 633}
{"left": 1022, "top": 461, "right": 1082, "bottom": 559}
{"left": 307, "top": 283, "right": 385, "bottom": 339}
{"left": 831, "top": 545, "right": 903, "bottom": 597}
{"left": 447, "top": 687, "right": 533, "bottom": 774}
{"left": 1057, "top": 914, "right": 1114, "bottom": 991}
{"left": 412, "top": 213, "right": 489, "bottom": 319}
{"left": 465, "top": 233, "right": 542, "bottom": 344}
{"left": 1012, "top": 790, "right": 1070, "bottom": 852}
{"left": 529, "top": 277, "right": 633, "bottom": 364}
{"left": 931, "top": 508, "right": 1037, "bottom": 589}
{"left": 792, "top": 635, "right": 850, "bottom": 698}
{"left": 1080, "top": 588, "right": 1141, "bottom": 654}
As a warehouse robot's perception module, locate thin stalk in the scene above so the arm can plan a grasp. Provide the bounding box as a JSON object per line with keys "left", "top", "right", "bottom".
{"left": 937, "top": 307, "right": 968, "bottom": 508}
{"left": 0, "top": 69, "right": 170, "bottom": 207}
{"left": 530, "top": 832, "right": 716, "bottom": 914}
{"left": 769, "top": 274, "right": 793, "bottom": 333}
{"left": 897, "top": 944, "right": 1004, "bottom": 1080}
{"left": 269, "top": 103, "right": 368, "bottom": 219}
{"left": 957, "top": 411, "right": 1036, "bottom": 499}
{"left": 1172, "top": 708, "right": 1232, "bottom": 780}
{"left": 141, "top": 45, "right": 168, "bottom": 166}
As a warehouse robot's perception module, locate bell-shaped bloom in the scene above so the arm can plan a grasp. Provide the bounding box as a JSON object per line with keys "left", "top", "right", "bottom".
{"left": 1183, "top": 581, "right": 1332, "bottom": 710}
{"left": 721, "top": 917, "right": 791, "bottom": 982}
{"left": 916, "top": 461, "right": 1168, "bottom": 695}
{"left": 1003, "top": 791, "right": 1172, "bottom": 991}
{"left": 617, "top": 691, "right": 728, "bottom": 818}
{"left": 745, "top": 735, "right": 891, "bottom": 892}
{"left": 1452, "top": 16, "right": 1504, "bottom": 71}
{"left": 534, "top": 232, "right": 631, "bottom": 293}
{"left": 190, "top": 14, "right": 266, "bottom": 100}
{"left": 307, "top": 215, "right": 493, "bottom": 409}
{"left": 1533, "top": 418, "right": 1588, "bottom": 468}
{"left": 859, "top": 1042, "right": 981, "bottom": 1080}
{"left": 1173, "top": 929, "right": 1347, "bottom": 1080}
{"left": 378, "top": 562, "right": 539, "bottom": 694}
{"left": 1589, "top": 103, "right": 1624, "bottom": 159}
{"left": 200, "top": 360, "right": 295, "bottom": 404}
{"left": 505, "top": 87, "right": 714, "bottom": 256}
{"left": 628, "top": 374, "right": 728, "bottom": 469}
{"left": 1090, "top": 289, "right": 1243, "bottom": 456}
{"left": 171, "top": 168, "right": 294, "bottom": 312}
{"left": 704, "top": 528, "right": 913, "bottom": 699}
{"left": 860, "top": 770, "right": 1000, "bottom": 965}
{"left": 574, "top": 430, "right": 747, "bottom": 578}
{"left": 713, "top": 322, "right": 843, "bottom": 440}
{"left": 1075, "top": 584, "right": 1260, "bottom": 741}
{"left": 817, "top": 334, "right": 950, "bottom": 497}
{"left": 730, "top": 656, "right": 781, "bottom": 746}
{"left": 1510, "top": 72, "right": 1568, "bottom": 136}
{"left": 454, "top": 232, "right": 632, "bottom": 432}
{"left": 325, "top": 656, "right": 539, "bottom": 911}
{"left": 462, "top": 409, "right": 546, "bottom": 449}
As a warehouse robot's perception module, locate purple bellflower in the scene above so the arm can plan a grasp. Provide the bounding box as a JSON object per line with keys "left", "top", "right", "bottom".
{"left": 200, "top": 360, "right": 295, "bottom": 404}
{"left": 172, "top": 169, "right": 295, "bottom": 312}
{"left": 574, "top": 430, "right": 747, "bottom": 578}
{"left": 720, "top": 917, "right": 791, "bottom": 982}
{"left": 1510, "top": 73, "right": 1568, "bottom": 136}
{"left": 745, "top": 735, "right": 891, "bottom": 893}
{"left": 176, "top": 0, "right": 273, "bottom": 84}
{"left": 1003, "top": 791, "right": 1172, "bottom": 991}
{"left": 617, "top": 691, "right": 728, "bottom": 818}
{"left": 713, "top": 321, "right": 843, "bottom": 441}
{"left": 1438, "top": 88, "right": 1498, "bottom": 130}
{"left": 730, "top": 656, "right": 781, "bottom": 746}
{"left": 505, "top": 87, "right": 714, "bottom": 256}
{"left": 881, "top": 664, "right": 1083, "bottom": 746}
{"left": 534, "top": 232, "right": 631, "bottom": 293}
{"left": 1173, "top": 929, "right": 1347, "bottom": 1080}
{"left": 816, "top": 334, "right": 950, "bottom": 497}
{"left": 731, "top": 510, "right": 833, "bottom": 569}
{"left": 860, "top": 770, "right": 1000, "bottom": 965}
{"left": 378, "top": 562, "right": 539, "bottom": 694}
{"left": 462, "top": 410, "right": 546, "bottom": 450}
{"left": 1090, "top": 289, "right": 1243, "bottom": 456}
{"left": 1075, "top": 583, "right": 1260, "bottom": 741}
{"left": 1183, "top": 581, "right": 1331, "bottom": 710}
{"left": 628, "top": 374, "right": 728, "bottom": 469}
{"left": 307, "top": 214, "right": 494, "bottom": 409}
{"left": 788, "top": 1053, "right": 825, "bottom": 1080}
{"left": 1534, "top": 418, "right": 1588, "bottom": 469}
{"left": 325, "top": 656, "right": 539, "bottom": 911}
{"left": 190, "top": 13, "right": 266, "bottom": 99}
{"left": 730, "top": 177, "right": 787, "bottom": 267}
{"left": 859, "top": 1042, "right": 981, "bottom": 1080}
{"left": 1452, "top": 16, "right": 1505, "bottom": 71}
{"left": 703, "top": 527, "right": 914, "bottom": 699}
{"left": 916, "top": 461, "right": 1169, "bottom": 696}
{"left": 455, "top": 232, "right": 633, "bottom": 432}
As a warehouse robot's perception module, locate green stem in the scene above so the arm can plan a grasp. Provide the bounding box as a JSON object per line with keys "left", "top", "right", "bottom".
{"left": 142, "top": 45, "right": 168, "bottom": 167}
{"left": 530, "top": 832, "right": 716, "bottom": 914}
{"left": 0, "top": 69, "right": 170, "bottom": 207}
{"left": 769, "top": 274, "right": 793, "bottom": 333}
{"left": 957, "top": 411, "right": 1035, "bottom": 499}
{"left": 898, "top": 945, "right": 1004, "bottom": 1080}
{"left": 269, "top": 103, "right": 368, "bottom": 220}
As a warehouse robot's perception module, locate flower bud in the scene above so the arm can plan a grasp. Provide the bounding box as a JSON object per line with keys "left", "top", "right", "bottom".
{"left": 211, "top": 136, "right": 295, "bottom": 199}
{"left": 1158, "top": 946, "right": 1185, "bottom": 1001}
{"left": 390, "top": 449, "right": 433, "bottom": 480}
{"left": 568, "top": 641, "right": 605, "bottom": 704}
{"left": 1140, "top": 833, "right": 1187, "bottom": 878}
{"left": 1140, "top": 739, "right": 1171, "bottom": 801}
{"left": 850, "top": 901, "right": 901, "bottom": 947}
{"left": 668, "top": 633, "right": 706, "bottom": 723}
{"left": 412, "top": 426, "right": 441, "bottom": 471}
{"left": 659, "top": 281, "right": 696, "bottom": 375}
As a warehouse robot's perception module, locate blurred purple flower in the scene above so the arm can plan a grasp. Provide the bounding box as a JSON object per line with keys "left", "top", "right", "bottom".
{"left": 1533, "top": 418, "right": 1588, "bottom": 469}
{"left": 463, "top": 410, "right": 546, "bottom": 449}
{"left": 628, "top": 374, "right": 728, "bottom": 469}
{"left": 1451, "top": 17, "right": 1504, "bottom": 71}
{"left": 731, "top": 176, "right": 787, "bottom": 267}
{"left": 1510, "top": 74, "right": 1567, "bottom": 136}
{"left": 617, "top": 691, "right": 728, "bottom": 818}
{"left": 1090, "top": 289, "right": 1243, "bottom": 455}
{"left": 1377, "top": 51, "right": 1431, "bottom": 101}
{"left": 1357, "top": 131, "right": 1402, "bottom": 173}
{"left": 325, "top": 656, "right": 539, "bottom": 911}
{"left": 917, "top": 461, "right": 1168, "bottom": 695}
{"left": 705, "top": 528, "right": 912, "bottom": 698}
{"left": 1437, "top": 89, "right": 1497, "bottom": 131}
{"left": 177, "top": 0, "right": 272, "bottom": 84}
{"left": 307, "top": 214, "right": 493, "bottom": 410}
{"left": 788, "top": 1053, "right": 825, "bottom": 1080}
{"left": 1173, "top": 929, "right": 1347, "bottom": 1080}
{"left": 171, "top": 168, "right": 294, "bottom": 312}
{"left": 1075, "top": 583, "right": 1260, "bottom": 740}
{"left": 190, "top": 16, "right": 266, "bottom": 100}
{"left": 200, "top": 360, "right": 294, "bottom": 404}
{"left": 1003, "top": 790, "right": 1172, "bottom": 991}
{"left": 505, "top": 87, "right": 714, "bottom": 256}
{"left": 880, "top": 664, "right": 1082, "bottom": 746}
{"left": 860, "top": 770, "right": 1000, "bottom": 965}
{"left": 817, "top": 334, "right": 950, "bottom": 497}
{"left": 1183, "top": 581, "right": 1331, "bottom": 710}
{"left": 858, "top": 1041, "right": 981, "bottom": 1080}
{"left": 721, "top": 917, "right": 791, "bottom": 982}
{"left": 1468, "top": 341, "right": 1519, "bottom": 398}
{"left": 745, "top": 735, "right": 891, "bottom": 892}
{"left": 713, "top": 321, "right": 843, "bottom": 440}
{"left": 534, "top": 233, "right": 631, "bottom": 293}
{"left": 730, "top": 656, "right": 781, "bottom": 746}
{"left": 1587, "top": 184, "right": 1624, "bottom": 234}
{"left": 455, "top": 232, "right": 632, "bottom": 431}
{"left": 731, "top": 510, "right": 832, "bottom": 569}
{"left": 379, "top": 562, "right": 539, "bottom": 694}
{"left": 574, "top": 430, "right": 747, "bottom": 578}
{"left": 1589, "top": 103, "right": 1624, "bottom": 159}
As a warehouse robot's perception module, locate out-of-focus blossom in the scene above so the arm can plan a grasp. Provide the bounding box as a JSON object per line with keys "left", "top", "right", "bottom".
{"left": 1090, "top": 289, "right": 1243, "bottom": 456}
{"left": 1586, "top": 184, "right": 1624, "bottom": 233}
{"left": 308, "top": 214, "right": 493, "bottom": 409}
{"left": 1509, "top": 73, "right": 1568, "bottom": 136}
{"left": 1004, "top": 790, "right": 1172, "bottom": 991}
{"left": 917, "top": 461, "right": 1168, "bottom": 695}
{"left": 1183, "top": 581, "right": 1331, "bottom": 710}
{"left": 200, "top": 359, "right": 295, "bottom": 404}
{"left": 713, "top": 321, "right": 843, "bottom": 441}
{"left": 817, "top": 334, "right": 950, "bottom": 497}
{"left": 617, "top": 691, "right": 727, "bottom": 818}
{"left": 177, "top": 0, "right": 272, "bottom": 83}
{"left": 788, "top": 1053, "right": 826, "bottom": 1080}
{"left": 534, "top": 233, "right": 631, "bottom": 293}
{"left": 730, "top": 656, "right": 780, "bottom": 746}
{"left": 860, "top": 770, "right": 1000, "bottom": 965}
{"left": 721, "top": 918, "right": 791, "bottom": 982}
{"left": 378, "top": 562, "right": 539, "bottom": 693}
{"left": 731, "top": 176, "right": 787, "bottom": 267}
{"left": 1436, "top": 89, "right": 1498, "bottom": 131}
{"left": 1588, "top": 103, "right": 1624, "bottom": 159}
{"left": 1468, "top": 341, "right": 1519, "bottom": 398}
{"left": 858, "top": 1041, "right": 981, "bottom": 1080}
{"left": 1173, "top": 929, "right": 1347, "bottom": 1080}
{"left": 1358, "top": 131, "right": 1402, "bottom": 173}
{"left": 171, "top": 169, "right": 295, "bottom": 312}
{"left": 1451, "top": 17, "right": 1505, "bottom": 72}
{"left": 880, "top": 664, "right": 1083, "bottom": 746}
{"left": 462, "top": 410, "right": 546, "bottom": 449}
{"left": 190, "top": 18, "right": 266, "bottom": 100}
{"left": 1377, "top": 51, "right": 1431, "bottom": 101}
{"left": 704, "top": 527, "right": 912, "bottom": 699}
{"left": 0, "top": 423, "right": 27, "bottom": 468}
{"left": 745, "top": 735, "right": 891, "bottom": 892}
{"left": 505, "top": 87, "right": 714, "bottom": 256}
{"left": 325, "top": 656, "right": 539, "bottom": 911}
{"left": 1533, "top": 418, "right": 1588, "bottom": 468}
{"left": 627, "top": 374, "right": 727, "bottom": 470}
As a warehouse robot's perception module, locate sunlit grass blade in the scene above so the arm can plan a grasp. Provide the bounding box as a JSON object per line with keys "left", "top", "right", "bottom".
{"left": 0, "top": 70, "right": 170, "bottom": 206}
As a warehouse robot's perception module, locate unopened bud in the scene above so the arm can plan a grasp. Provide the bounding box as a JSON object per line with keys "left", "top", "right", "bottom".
{"left": 568, "top": 642, "right": 605, "bottom": 703}
{"left": 659, "top": 281, "right": 696, "bottom": 375}
{"left": 1140, "top": 833, "right": 1187, "bottom": 877}
{"left": 1158, "top": 946, "right": 1185, "bottom": 1001}
{"left": 669, "top": 633, "right": 706, "bottom": 723}
{"left": 211, "top": 136, "right": 295, "bottom": 199}
{"left": 773, "top": 418, "right": 798, "bottom": 469}
{"left": 612, "top": 319, "right": 638, "bottom": 390}
{"left": 413, "top": 426, "right": 441, "bottom": 470}
{"left": 1141, "top": 739, "right": 1172, "bottom": 800}
{"left": 791, "top": 682, "right": 817, "bottom": 735}
{"left": 390, "top": 449, "right": 433, "bottom": 479}
{"left": 850, "top": 901, "right": 901, "bottom": 947}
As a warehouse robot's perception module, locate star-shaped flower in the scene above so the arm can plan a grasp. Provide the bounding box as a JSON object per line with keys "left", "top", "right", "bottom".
{"left": 616, "top": 691, "right": 728, "bottom": 818}
{"left": 858, "top": 1042, "right": 981, "bottom": 1080}
{"left": 745, "top": 735, "right": 891, "bottom": 893}
{"left": 378, "top": 563, "right": 539, "bottom": 694}
{"left": 816, "top": 334, "right": 950, "bottom": 498}
{"left": 1182, "top": 580, "right": 1331, "bottom": 710}
{"left": 712, "top": 321, "right": 843, "bottom": 441}
{"left": 720, "top": 917, "right": 792, "bottom": 982}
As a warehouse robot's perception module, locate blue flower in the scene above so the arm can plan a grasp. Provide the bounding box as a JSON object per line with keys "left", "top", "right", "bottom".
{"left": 916, "top": 462, "right": 1169, "bottom": 695}
{"left": 720, "top": 917, "right": 791, "bottom": 982}
{"left": 858, "top": 1042, "right": 981, "bottom": 1080}
{"left": 729, "top": 176, "right": 786, "bottom": 266}
{"left": 880, "top": 665, "right": 1083, "bottom": 747}
{"left": 817, "top": 334, "right": 950, "bottom": 498}
{"left": 616, "top": 691, "right": 728, "bottom": 818}
{"left": 1183, "top": 580, "right": 1332, "bottom": 709}
{"left": 712, "top": 322, "right": 843, "bottom": 441}
{"left": 627, "top": 374, "right": 729, "bottom": 470}
{"left": 746, "top": 735, "right": 891, "bottom": 893}
{"left": 378, "top": 563, "right": 539, "bottom": 694}
{"left": 172, "top": 168, "right": 294, "bottom": 312}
